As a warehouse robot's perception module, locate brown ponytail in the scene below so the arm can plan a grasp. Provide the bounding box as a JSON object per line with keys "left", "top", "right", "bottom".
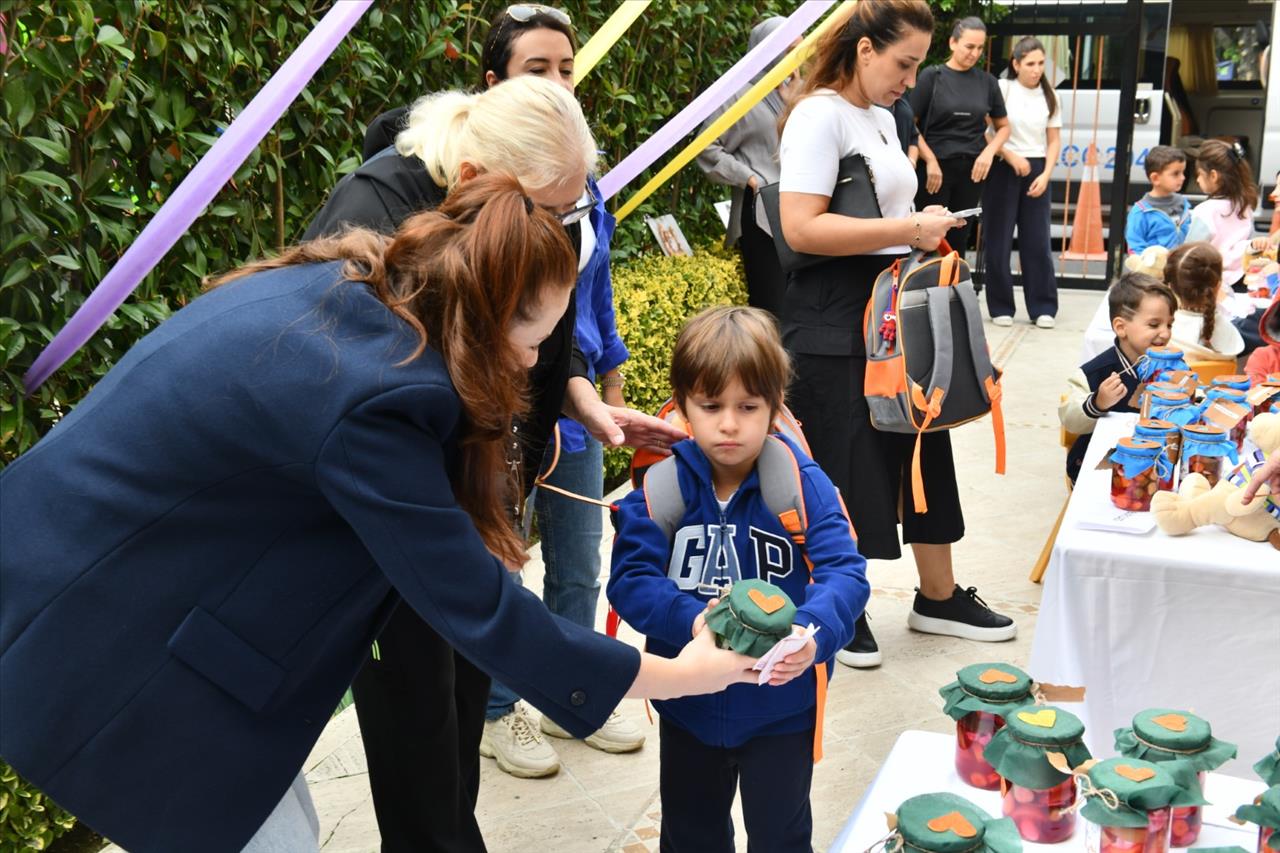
{"left": 778, "top": 0, "right": 933, "bottom": 135}
{"left": 209, "top": 175, "right": 576, "bottom": 567}
{"left": 1165, "top": 241, "right": 1223, "bottom": 348}
{"left": 1197, "top": 139, "right": 1259, "bottom": 219}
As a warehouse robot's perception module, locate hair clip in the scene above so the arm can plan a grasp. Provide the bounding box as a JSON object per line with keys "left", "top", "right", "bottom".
{"left": 1229, "top": 142, "right": 1245, "bottom": 163}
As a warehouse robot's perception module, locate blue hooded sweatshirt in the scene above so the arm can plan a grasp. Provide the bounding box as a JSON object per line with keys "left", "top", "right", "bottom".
{"left": 607, "top": 436, "right": 869, "bottom": 748}
{"left": 1125, "top": 194, "right": 1190, "bottom": 254}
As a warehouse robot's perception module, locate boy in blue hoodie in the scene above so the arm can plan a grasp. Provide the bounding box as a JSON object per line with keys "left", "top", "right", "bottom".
{"left": 1125, "top": 146, "right": 1191, "bottom": 254}
{"left": 607, "top": 306, "right": 868, "bottom": 853}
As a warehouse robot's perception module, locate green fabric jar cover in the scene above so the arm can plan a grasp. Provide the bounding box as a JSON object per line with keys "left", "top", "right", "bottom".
{"left": 704, "top": 579, "right": 796, "bottom": 658}
{"left": 1256, "top": 737, "right": 1280, "bottom": 786}
{"left": 983, "top": 706, "right": 1092, "bottom": 789}
{"left": 1078, "top": 757, "right": 1205, "bottom": 829}
{"left": 886, "top": 792, "right": 1022, "bottom": 853}
{"left": 939, "top": 663, "right": 1035, "bottom": 720}
{"left": 1236, "top": 784, "right": 1280, "bottom": 852}
{"left": 1114, "top": 708, "right": 1238, "bottom": 773}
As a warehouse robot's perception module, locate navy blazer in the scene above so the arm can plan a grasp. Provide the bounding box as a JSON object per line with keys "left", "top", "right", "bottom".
{"left": 0, "top": 261, "right": 639, "bottom": 853}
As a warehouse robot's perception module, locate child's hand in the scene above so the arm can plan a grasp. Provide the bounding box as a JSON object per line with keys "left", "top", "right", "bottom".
{"left": 1252, "top": 236, "right": 1272, "bottom": 253}
{"left": 1095, "top": 372, "right": 1128, "bottom": 410}
{"left": 767, "top": 626, "right": 817, "bottom": 687}
{"left": 692, "top": 598, "right": 719, "bottom": 638}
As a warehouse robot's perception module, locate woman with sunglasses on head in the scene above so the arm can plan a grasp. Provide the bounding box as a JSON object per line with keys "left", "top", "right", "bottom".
{"left": 305, "top": 6, "right": 657, "bottom": 850}
{"left": 0, "top": 175, "right": 758, "bottom": 853}
{"left": 777, "top": 0, "right": 1016, "bottom": 673}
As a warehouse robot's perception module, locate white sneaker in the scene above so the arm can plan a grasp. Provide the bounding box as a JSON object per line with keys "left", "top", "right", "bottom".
{"left": 1035, "top": 315, "right": 1056, "bottom": 329}
{"left": 541, "top": 709, "right": 646, "bottom": 753}
{"left": 480, "top": 705, "right": 561, "bottom": 778}
{"left": 991, "top": 315, "right": 1014, "bottom": 327}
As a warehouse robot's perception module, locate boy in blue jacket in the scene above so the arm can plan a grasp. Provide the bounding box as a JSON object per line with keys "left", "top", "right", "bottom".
{"left": 607, "top": 306, "right": 869, "bottom": 853}
{"left": 1125, "top": 146, "right": 1191, "bottom": 254}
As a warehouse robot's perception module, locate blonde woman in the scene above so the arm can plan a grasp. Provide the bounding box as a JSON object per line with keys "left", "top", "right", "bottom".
{"left": 305, "top": 75, "right": 682, "bottom": 852}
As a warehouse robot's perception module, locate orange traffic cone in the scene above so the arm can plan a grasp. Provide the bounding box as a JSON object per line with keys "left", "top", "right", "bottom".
{"left": 1062, "top": 143, "right": 1106, "bottom": 260}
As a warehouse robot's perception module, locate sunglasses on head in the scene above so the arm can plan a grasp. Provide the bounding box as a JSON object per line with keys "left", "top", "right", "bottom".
{"left": 553, "top": 182, "right": 598, "bottom": 226}
{"left": 505, "top": 4, "right": 571, "bottom": 27}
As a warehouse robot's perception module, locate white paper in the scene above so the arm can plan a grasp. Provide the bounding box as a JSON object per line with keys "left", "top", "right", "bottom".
{"left": 752, "top": 623, "right": 819, "bottom": 685}
{"left": 1074, "top": 504, "right": 1157, "bottom": 535}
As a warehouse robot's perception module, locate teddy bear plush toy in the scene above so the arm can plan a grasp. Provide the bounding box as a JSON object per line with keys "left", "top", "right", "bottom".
{"left": 1151, "top": 413, "right": 1280, "bottom": 550}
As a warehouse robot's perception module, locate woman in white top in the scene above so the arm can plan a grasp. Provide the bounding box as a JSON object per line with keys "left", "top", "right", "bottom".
{"left": 982, "top": 37, "right": 1062, "bottom": 328}
{"left": 778, "top": 0, "right": 1015, "bottom": 670}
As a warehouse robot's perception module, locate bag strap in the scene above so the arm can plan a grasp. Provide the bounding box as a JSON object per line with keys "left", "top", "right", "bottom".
{"left": 640, "top": 456, "right": 685, "bottom": 543}
{"left": 954, "top": 283, "right": 1008, "bottom": 476}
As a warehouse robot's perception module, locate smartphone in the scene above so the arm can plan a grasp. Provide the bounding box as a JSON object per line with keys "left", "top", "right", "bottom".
{"left": 949, "top": 207, "right": 983, "bottom": 219}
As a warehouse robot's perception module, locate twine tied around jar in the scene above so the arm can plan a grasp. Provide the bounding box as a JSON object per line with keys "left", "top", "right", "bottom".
{"left": 866, "top": 830, "right": 985, "bottom": 853}
{"left": 1131, "top": 731, "right": 1206, "bottom": 756}
{"left": 1059, "top": 766, "right": 1119, "bottom": 815}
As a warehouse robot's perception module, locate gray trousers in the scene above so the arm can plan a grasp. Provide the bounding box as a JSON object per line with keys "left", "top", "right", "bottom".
{"left": 242, "top": 773, "right": 320, "bottom": 853}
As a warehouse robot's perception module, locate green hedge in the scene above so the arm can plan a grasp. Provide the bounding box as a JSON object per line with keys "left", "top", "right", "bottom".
{"left": 604, "top": 245, "right": 748, "bottom": 486}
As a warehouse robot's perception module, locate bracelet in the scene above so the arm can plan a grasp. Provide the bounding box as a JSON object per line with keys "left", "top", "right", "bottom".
{"left": 600, "top": 373, "right": 625, "bottom": 389}
{"left": 910, "top": 215, "right": 922, "bottom": 248}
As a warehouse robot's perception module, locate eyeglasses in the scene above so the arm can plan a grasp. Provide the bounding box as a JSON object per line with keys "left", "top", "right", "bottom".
{"left": 505, "top": 5, "right": 571, "bottom": 27}
{"left": 553, "top": 182, "right": 598, "bottom": 226}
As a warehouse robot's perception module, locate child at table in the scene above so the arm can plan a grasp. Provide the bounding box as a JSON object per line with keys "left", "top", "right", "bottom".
{"left": 1245, "top": 294, "right": 1280, "bottom": 384}
{"left": 607, "top": 306, "right": 867, "bottom": 853}
{"left": 1059, "top": 272, "right": 1176, "bottom": 483}
{"left": 1165, "top": 242, "right": 1244, "bottom": 360}
{"left": 1125, "top": 146, "right": 1191, "bottom": 254}
{"left": 1187, "top": 140, "right": 1265, "bottom": 289}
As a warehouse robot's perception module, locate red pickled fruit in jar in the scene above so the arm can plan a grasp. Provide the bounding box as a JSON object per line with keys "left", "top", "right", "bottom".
{"left": 1100, "top": 808, "right": 1172, "bottom": 853}
{"left": 1002, "top": 778, "right": 1077, "bottom": 843}
{"left": 1183, "top": 454, "right": 1222, "bottom": 488}
{"left": 1110, "top": 466, "right": 1164, "bottom": 512}
{"left": 1259, "top": 826, "right": 1275, "bottom": 853}
{"left": 955, "top": 711, "right": 1004, "bottom": 790}
{"left": 1169, "top": 771, "right": 1206, "bottom": 847}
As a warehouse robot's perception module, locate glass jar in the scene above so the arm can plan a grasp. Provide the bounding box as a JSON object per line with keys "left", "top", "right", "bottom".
{"left": 956, "top": 711, "right": 1004, "bottom": 790}
{"left": 1111, "top": 438, "right": 1173, "bottom": 511}
{"left": 1089, "top": 808, "right": 1172, "bottom": 853}
{"left": 1134, "top": 419, "right": 1182, "bottom": 466}
{"left": 1142, "top": 346, "right": 1189, "bottom": 384}
{"left": 1003, "top": 776, "right": 1077, "bottom": 843}
{"left": 1254, "top": 383, "right": 1280, "bottom": 418}
{"left": 1180, "top": 424, "right": 1237, "bottom": 488}
{"left": 1260, "top": 825, "right": 1276, "bottom": 853}
{"left": 1210, "top": 375, "right": 1252, "bottom": 393}
{"left": 1169, "top": 771, "right": 1206, "bottom": 847}
{"left": 1145, "top": 389, "right": 1194, "bottom": 427}
{"left": 1202, "top": 387, "right": 1252, "bottom": 451}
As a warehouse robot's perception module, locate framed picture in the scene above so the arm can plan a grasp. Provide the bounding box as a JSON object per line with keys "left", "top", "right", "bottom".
{"left": 645, "top": 214, "right": 693, "bottom": 257}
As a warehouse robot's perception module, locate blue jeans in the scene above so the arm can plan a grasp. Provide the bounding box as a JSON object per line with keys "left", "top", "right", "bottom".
{"left": 487, "top": 436, "right": 605, "bottom": 720}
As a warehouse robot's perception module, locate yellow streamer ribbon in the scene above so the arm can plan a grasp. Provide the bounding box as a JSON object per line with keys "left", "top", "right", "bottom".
{"left": 574, "top": 0, "right": 653, "bottom": 85}
{"left": 615, "top": 0, "right": 858, "bottom": 222}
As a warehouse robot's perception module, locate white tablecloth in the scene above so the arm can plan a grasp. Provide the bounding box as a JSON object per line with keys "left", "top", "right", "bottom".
{"left": 1029, "top": 413, "right": 1280, "bottom": 777}
{"left": 831, "top": 731, "right": 1265, "bottom": 853}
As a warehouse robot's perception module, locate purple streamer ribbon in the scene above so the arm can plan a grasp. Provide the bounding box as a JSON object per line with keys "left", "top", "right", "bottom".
{"left": 23, "top": 0, "right": 373, "bottom": 393}
{"left": 595, "top": 0, "right": 834, "bottom": 201}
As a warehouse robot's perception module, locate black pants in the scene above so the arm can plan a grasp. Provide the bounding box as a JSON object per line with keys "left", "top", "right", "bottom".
{"left": 351, "top": 602, "right": 490, "bottom": 853}
{"left": 916, "top": 155, "right": 983, "bottom": 256}
{"left": 740, "top": 186, "right": 786, "bottom": 318}
{"left": 659, "top": 719, "right": 815, "bottom": 853}
{"left": 981, "top": 157, "right": 1058, "bottom": 320}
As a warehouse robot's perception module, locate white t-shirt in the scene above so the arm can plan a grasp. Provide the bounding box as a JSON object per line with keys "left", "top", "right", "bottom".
{"left": 1171, "top": 307, "right": 1245, "bottom": 359}
{"left": 998, "top": 78, "right": 1061, "bottom": 158}
{"left": 779, "top": 89, "right": 917, "bottom": 255}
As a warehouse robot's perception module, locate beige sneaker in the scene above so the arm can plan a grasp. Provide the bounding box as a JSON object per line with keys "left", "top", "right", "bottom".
{"left": 541, "top": 709, "right": 646, "bottom": 754}
{"left": 480, "top": 705, "right": 561, "bottom": 778}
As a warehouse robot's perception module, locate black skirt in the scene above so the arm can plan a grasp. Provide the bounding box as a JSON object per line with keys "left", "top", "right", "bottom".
{"left": 783, "top": 253, "right": 964, "bottom": 561}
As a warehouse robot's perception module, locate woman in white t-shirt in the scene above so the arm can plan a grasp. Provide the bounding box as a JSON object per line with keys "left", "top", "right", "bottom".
{"left": 982, "top": 37, "right": 1062, "bottom": 328}
{"left": 778, "top": 0, "right": 1015, "bottom": 671}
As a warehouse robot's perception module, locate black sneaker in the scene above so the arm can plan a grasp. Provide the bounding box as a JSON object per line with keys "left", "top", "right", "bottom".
{"left": 836, "top": 612, "right": 882, "bottom": 668}
{"left": 907, "top": 585, "right": 1016, "bottom": 642}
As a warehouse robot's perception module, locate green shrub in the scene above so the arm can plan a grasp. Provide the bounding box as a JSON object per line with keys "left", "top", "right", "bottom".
{"left": 0, "top": 764, "right": 75, "bottom": 852}
{"left": 604, "top": 245, "right": 747, "bottom": 486}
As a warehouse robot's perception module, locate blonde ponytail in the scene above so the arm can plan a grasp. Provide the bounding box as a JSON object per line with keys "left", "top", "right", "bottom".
{"left": 395, "top": 75, "right": 596, "bottom": 193}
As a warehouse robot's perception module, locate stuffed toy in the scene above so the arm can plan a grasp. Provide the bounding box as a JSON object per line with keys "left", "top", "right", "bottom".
{"left": 1124, "top": 245, "right": 1171, "bottom": 281}
{"left": 1151, "top": 413, "right": 1280, "bottom": 549}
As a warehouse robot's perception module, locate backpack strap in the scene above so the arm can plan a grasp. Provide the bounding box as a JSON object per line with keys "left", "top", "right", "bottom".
{"left": 756, "top": 436, "right": 831, "bottom": 764}
{"left": 954, "top": 282, "right": 1007, "bottom": 477}
{"left": 640, "top": 456, "right": 685, "bottom": 543}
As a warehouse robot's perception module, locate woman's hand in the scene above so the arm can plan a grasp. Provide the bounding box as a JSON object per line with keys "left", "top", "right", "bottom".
{"left": 766, "top": 626, "right": 817, "bottom": 687}
{"left": 1027, "top": 172, "right": 1050, "bottom": 198}
{"left": 971, "top": 150, "right": 996, "bottom": 183}
{"left": 924, "top": 158, "right": 943, "bottom": 194}
{"left": 915, "top": 213, "right": 965, "bottom": 251}
{"left": 626, "top": 628, "right": 759, "bottom": 701}
{"left": 1241, "top": 450, "right": 1280, "bottom": 506}
{"left": 1005, "top": 152, "right": 1032, "bottom": 177}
